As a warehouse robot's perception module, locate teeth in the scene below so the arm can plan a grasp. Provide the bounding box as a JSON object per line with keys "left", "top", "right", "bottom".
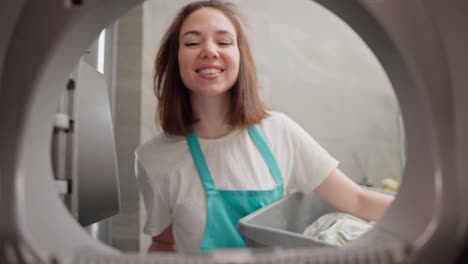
{"left": 199, "top": 68, "right": 222, "bottom": 74}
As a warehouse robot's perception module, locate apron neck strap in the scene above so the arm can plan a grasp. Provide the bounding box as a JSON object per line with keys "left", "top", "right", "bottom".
{"left": 187, "top": 128, "right": 216, "bottom": 191}
{"left": 247, "top": 126, "right": 283, "bottom": 187}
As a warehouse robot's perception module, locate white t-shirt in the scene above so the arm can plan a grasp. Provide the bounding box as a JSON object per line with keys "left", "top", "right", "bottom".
{"left": 135, "top": 111, "right": 339, "bottom": 253}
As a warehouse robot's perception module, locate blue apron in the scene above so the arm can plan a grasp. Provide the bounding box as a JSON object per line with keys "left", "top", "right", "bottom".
{"left": 187, "top": 126, "right": 284, "bottom": 253}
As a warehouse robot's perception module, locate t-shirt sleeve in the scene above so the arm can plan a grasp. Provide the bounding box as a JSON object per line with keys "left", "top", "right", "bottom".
{"left": 281, "top": 113, "right": 339, "bottom": 194}
{"left": 134, "top": 155, "right": 171, "bottom": 236}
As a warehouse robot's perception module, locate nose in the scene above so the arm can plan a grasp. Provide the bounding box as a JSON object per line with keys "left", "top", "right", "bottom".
{"left": 200, "top": 41, "right": 219, "bottom": 59}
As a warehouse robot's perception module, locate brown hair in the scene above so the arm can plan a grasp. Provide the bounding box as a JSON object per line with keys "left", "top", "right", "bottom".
{"left": 154, "top": 0, "right": 268, "bottom": 136}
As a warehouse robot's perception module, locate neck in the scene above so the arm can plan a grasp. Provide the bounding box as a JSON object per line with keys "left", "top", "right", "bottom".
{"left": 191, "top": 93, "right": 231, "bottom": 139}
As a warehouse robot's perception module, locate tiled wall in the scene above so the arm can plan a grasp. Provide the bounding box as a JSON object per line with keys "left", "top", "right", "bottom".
{"left": 112, "top": 5, "right": 144, "bottom": 252}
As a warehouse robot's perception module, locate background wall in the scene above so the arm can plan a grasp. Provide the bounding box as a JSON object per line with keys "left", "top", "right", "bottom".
{"left": 111, "top": 0, "right": 406, "bottom": 253}
{"left": 111, "top": 5, "right": 143, "bottom": 252}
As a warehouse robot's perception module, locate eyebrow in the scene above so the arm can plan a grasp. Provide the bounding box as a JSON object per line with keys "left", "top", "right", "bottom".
{"left": 182, "top": 30, "right": 235, "bottom": 38}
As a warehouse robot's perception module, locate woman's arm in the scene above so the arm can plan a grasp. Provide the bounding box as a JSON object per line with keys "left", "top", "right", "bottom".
{"left": 148, "top": 225, "right": 176, "bottom": 253}
{"left": 314, "top": 169, "right": 394, "bottom": 221}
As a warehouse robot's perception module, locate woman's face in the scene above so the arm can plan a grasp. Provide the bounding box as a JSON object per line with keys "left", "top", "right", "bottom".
{"left": 178, "top": 8, "right": 240, "bottom": 97}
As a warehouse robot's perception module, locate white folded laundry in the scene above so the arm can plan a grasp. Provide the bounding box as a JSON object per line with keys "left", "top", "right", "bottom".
{"left": 302, "top": 212, "right": 375, "bottom": 247}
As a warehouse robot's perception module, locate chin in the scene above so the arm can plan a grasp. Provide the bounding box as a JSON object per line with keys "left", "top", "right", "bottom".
{"left": 192, "top": 87, "right": 231, "bottom": 98}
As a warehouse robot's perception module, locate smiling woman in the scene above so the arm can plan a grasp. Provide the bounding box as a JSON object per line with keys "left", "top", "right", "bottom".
{"left": 135, "top": 0, "right": 393, "bottom": 254}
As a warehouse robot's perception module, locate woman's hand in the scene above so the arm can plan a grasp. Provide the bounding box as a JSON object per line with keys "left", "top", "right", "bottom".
{"left": 315, "top": 169, "right": 394, "bottom": 221}
{"left": 149, "top": 225, "right": 176, "bottom": 253}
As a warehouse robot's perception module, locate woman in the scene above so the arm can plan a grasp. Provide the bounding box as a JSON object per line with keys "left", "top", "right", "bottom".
{"left": 135, "top": 0, "right": 393, "bottom": 254}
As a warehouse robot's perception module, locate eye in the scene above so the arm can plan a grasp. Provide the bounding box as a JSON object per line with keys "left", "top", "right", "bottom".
{"left": 219, "top": 42, "right": 233, "bottom": 46}
{"left": 184, "top": 42, "right": 199, "bottom": 47}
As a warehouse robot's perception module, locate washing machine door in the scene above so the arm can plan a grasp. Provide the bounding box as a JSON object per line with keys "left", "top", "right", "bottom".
{"left": 0, "top": 0, "right": 467, "bottom": 263}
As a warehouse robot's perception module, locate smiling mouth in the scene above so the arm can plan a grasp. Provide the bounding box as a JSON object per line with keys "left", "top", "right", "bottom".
{"left": 196, "top": 68, "right": 224, "bottom": 75}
